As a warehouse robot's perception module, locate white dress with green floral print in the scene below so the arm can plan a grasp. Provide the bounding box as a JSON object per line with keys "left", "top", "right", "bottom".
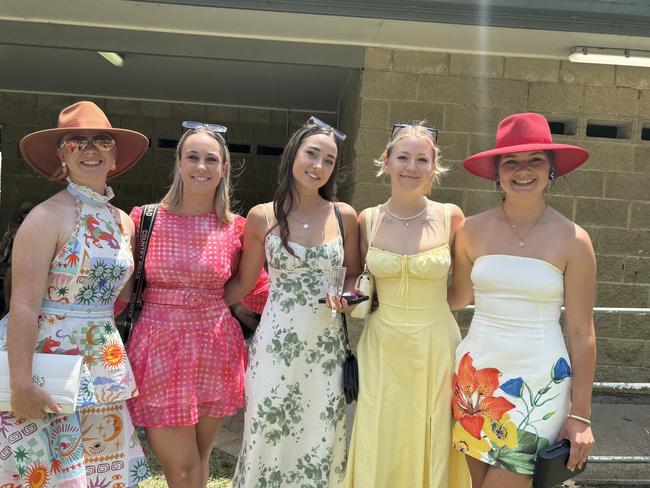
{"left": 232, "top": 234, "right": 347, "bottom": 488}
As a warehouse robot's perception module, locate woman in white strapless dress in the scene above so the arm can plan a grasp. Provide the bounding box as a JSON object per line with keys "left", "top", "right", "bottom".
{"left": 447, "top": 113, "right": 596, "bottom": 488}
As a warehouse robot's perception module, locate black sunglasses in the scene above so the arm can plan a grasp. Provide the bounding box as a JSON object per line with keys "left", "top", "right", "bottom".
{"left": 307, "top": 116, "right": 346, "bottom": 142}
{"left": 391, "top": 123, "right": 439, "bottom": 143}
{"left": 182, "top": 120, "right": 228, "bottom": 136}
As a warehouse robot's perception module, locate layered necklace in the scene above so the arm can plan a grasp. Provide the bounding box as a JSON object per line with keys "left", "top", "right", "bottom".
{"left": 385, "top": 198, "right": 428, "bottom": 227}
{"left": 501, "top": 202, "right": 548, "bottom": 248}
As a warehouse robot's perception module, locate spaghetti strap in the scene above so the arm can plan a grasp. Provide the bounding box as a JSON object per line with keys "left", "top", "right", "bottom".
{"left": 263, "top": 203, "right": 272, "bottom": 232}
{"left": 443, "top": 204, "right": 451, "bottom": 244}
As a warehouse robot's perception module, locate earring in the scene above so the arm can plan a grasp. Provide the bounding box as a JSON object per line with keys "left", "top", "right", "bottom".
{"left": 549, "top": 169, "right": 557, "bottom": 182}
{"left": 495, "top": 174, "right": 502, "bottom": 191}
{"left": 61, "top": 162, "right": 68, "bottom": 176}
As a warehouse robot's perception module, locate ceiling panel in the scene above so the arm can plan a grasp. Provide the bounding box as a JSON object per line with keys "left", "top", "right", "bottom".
{"left": 0, "top": 45, "right": 355, "bottom": 111}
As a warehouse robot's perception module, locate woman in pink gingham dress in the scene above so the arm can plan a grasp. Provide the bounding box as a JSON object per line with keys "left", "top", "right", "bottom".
{"left": 126, "top": 123, "right": 267, "bottom": 487}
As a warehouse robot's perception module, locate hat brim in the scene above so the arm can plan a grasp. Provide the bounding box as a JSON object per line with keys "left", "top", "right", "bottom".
{"left": 463, "top": 143, "right": 590, "bottom": 180}
{"left": 20, "top": 127, "right": 149, "bottom": 179}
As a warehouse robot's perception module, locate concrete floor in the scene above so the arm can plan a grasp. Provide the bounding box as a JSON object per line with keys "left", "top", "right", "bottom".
{"left": 216, "top": 402, "right": 650, "bottom": 484}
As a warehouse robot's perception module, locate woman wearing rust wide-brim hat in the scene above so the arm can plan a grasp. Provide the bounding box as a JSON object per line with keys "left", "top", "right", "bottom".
{"left": 447, "top": 112, "right": 596, "bottom": 488}
{"left": 0, "top": 101, "right": 151, "bottom": 487}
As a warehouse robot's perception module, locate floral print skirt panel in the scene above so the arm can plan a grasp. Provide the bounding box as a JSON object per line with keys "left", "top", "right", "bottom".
{"left": 452, "top": 255, "right": 571, "bottom": 475}
{"left": 232, "top": 234, "right": 347, "bottom": 488}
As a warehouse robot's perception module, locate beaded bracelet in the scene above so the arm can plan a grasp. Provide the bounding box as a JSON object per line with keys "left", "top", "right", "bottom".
{"left": 567, "top": 414, "right": 591, "bottom": 425}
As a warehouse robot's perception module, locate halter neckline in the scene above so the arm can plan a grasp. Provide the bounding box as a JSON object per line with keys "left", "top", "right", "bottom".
{"left": 66, "top": 178, "right": 114, "bottom": 207}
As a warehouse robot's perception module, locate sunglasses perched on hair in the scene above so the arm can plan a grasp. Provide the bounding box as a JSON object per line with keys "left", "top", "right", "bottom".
{"left": 59, "top": 134, "right": 116, "bottom": 153}
{"left": 307, "top": 116, "right": 346, "bottom": 141}
{"left": 391, "top": 123, "right": 439, "bottom": 142}
{"left": 182, "top": 120, "right": 228, "bottom": 135}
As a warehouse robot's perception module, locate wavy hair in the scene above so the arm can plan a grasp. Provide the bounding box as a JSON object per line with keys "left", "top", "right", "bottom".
{"left": 374, "top": 121, "right": 446, "bottom": 188}
{"left": 271, "top": 122, "right": 343, "bottom": 257}
{"left": 161, "top": 126, "right": 233, "bottom": 223}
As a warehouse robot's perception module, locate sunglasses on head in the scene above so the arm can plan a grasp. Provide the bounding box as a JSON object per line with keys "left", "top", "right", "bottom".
{"left": 391, "top": 123, "right": 439, "bottom": 143}
{"left": 307, "top": 116, "right": 346, "bottom": 142}
{"left": 59, "top": 134, "right": 116, "bottom": 153}
{"left": 182, "top": 120, "right": 228, "bottom": 135}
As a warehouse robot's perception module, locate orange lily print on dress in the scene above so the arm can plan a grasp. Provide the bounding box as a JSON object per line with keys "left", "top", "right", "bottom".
{"left": 452, "top": 352, "right": 515, "bottom": 439}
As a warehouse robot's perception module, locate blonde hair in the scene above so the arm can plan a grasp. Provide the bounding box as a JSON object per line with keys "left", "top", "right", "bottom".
{"left": 161, "top": 126, "right": 233, "bottom": 223}
{"left": 374, "top": 121, "right": 447, "bottom": 188}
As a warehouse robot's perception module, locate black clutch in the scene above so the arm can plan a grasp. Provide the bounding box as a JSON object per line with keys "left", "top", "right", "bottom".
{"left": 532, "top": 440, "right": 586, "bottom": 488}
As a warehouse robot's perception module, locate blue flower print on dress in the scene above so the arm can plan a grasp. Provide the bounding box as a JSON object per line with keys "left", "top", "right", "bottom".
{"left": 499, "top": 377, "right": 524, "bottom": 398}
{"left": 551, "top": 357, "right": 571, "bottom": 383}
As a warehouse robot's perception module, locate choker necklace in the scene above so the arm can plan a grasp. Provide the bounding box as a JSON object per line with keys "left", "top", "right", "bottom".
{"left": 385, "top": 199, "right": 428, "bottom": 227}
{"left": 66, "top": 178, "right": 114, "bottom": 207}
{"left": 501, "top": 202, "right": 548, "bottom": 248}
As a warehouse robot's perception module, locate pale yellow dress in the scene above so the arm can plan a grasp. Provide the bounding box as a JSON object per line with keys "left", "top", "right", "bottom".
{"left": 345, "top": 204, "right": 471, "bottom": 488}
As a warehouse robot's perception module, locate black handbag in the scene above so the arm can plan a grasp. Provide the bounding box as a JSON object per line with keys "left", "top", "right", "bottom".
{"left": 333, "top": 203, "right": 359, "bottom": 404}
{"left": 532, "top": 440, "right": 586, "bottom": 488}
{"left": 341, "top": 313, "right": 359, "bottom": 404}
{"left": 120, "top": 204, "right": 158, "bottom": 342}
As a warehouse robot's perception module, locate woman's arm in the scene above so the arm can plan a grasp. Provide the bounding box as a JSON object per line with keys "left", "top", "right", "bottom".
{"left": 114, "top": 208, "right": 137, "bottom": 317}
{"left": 327, "top": 203, "right": 361, "bottom": 313}
{"left": 558, "top": 225, "right": 596, "bottom": 471}
{"left": 447, "top": 220, "right": 475, "bottom": 311}
{"left": 224, "top": 205, "right": 268, "bottom": 306}
{"left": 8, "top": 205, "right": 64, "bottom": 417}
{"left": 339, "top": 203, "right": 361, "bottom": 292}
{"left": 357, "top": 208, "right": 372, "bottom": 273}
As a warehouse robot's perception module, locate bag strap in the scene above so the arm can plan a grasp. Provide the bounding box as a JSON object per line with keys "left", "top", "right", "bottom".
{"left": 332, "top": 203, "right": 353, "bottom": 353}
{"left": 333, "top": 202, "right": 345, "bottom": 247}
{"left": 443, "top": 203, "right": 452, "bottom": 244}
{"left": 362, "top": 205, "right": 381, "bottom": 272}
{"left": 123, "top": 204, "right": 159, "bottom": 341}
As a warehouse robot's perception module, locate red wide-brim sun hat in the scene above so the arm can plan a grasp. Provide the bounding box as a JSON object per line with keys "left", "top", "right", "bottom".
{"left": 19, "top": 101, "right": 149, "bottom": 179}
{"left": 463, "top": 112, "right": 590, "bottom": 180}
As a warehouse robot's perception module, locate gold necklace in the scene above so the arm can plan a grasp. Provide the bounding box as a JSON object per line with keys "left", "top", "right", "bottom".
{"left": 501, "top": 203, "right": 548, "bottom": 248}
{"left": 385, "top": 199, "right": 428, "bottom": 227}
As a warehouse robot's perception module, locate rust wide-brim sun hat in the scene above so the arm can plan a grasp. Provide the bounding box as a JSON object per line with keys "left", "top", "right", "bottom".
{"left": 19, "top": 101, "right": 149, "bottom": 179}
{"left": 463, "top": 112, "right": 590, "bottom": 180}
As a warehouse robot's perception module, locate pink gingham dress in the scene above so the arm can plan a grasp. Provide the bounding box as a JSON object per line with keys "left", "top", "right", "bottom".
{"left": 126, "top": 206, "right": 267, "bottom": 427}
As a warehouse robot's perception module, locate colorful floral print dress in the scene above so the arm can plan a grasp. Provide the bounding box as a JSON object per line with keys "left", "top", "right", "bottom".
{"left": 126, "top": 207, "right": 268, "bottom": 428}
{"left": 232, "top": 213, "right": 347, "bottom": 488}
{"left": 452, "top": 255, "right": 572, "bottom": 475}
{"left": 0, "top": 181, "right": 150, "bottom": 488}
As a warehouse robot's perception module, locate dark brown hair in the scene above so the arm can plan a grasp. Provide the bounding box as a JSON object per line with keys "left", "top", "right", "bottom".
{"left": 271, "top": 122, "right": 343, "bottom": 257}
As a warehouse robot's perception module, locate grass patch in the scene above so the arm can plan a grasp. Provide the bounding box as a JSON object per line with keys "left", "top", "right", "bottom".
{"left": 137, "top": 429, "right": 236, "bottom": 487}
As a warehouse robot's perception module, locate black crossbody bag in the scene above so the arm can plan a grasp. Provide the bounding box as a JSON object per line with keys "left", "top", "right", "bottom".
{"left": 120, "top": 204, "right": 158, "bottom": 342}
{"left": 333, "top": 203, "right": 359, "bottom": 404}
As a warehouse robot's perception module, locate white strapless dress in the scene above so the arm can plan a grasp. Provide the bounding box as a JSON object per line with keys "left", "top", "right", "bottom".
{"left": 451, "top": 254, "right": 572, "bottom": 475}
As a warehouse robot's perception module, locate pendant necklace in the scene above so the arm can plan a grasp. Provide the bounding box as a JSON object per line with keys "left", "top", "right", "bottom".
{"left": 501, "top": 202, "right": 548, "bottom": 248}
{"left": 290, "top": 215, "right": 311, "bottom": 229}
{"left": 385, "top": 199, "right": 428, "bottom": 227}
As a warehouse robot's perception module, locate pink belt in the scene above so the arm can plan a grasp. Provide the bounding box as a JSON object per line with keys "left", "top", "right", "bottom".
{"left": 143, "top": 286, "right": 224, "bottom": 309}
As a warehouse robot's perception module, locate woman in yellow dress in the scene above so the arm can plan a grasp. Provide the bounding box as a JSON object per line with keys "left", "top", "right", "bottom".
{"left": 343, "top": 122, "right": 471, "bottom": 487}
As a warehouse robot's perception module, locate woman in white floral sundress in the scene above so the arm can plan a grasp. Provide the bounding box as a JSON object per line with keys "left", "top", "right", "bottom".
{"left": 226, "top": 117, "right": 360, "bottom": 487}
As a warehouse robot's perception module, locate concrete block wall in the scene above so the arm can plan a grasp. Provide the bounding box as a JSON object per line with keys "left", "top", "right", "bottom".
{"left": 0, "top": 91, "right": 335, "bottom": 229}
{"left": 344, "top": 48, "right": 650, "bottom": 382}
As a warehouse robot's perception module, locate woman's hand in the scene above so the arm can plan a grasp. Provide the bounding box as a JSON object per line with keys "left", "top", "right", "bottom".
{"left": 557, "top": 417, "right": 594, "bottom": 471}
{"left": 325, "top": 293, "right": 356, "bottom": 315}
{"left": 10, "top": 382, "right": 61, "bottom": 419}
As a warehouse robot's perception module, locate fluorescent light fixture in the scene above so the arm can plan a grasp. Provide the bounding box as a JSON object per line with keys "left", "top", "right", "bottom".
{"left": 97, "top": 51, "right": 125, "bottom": 68}
{"left": 569, "top": 46, "right": 650, "bottom": 68}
